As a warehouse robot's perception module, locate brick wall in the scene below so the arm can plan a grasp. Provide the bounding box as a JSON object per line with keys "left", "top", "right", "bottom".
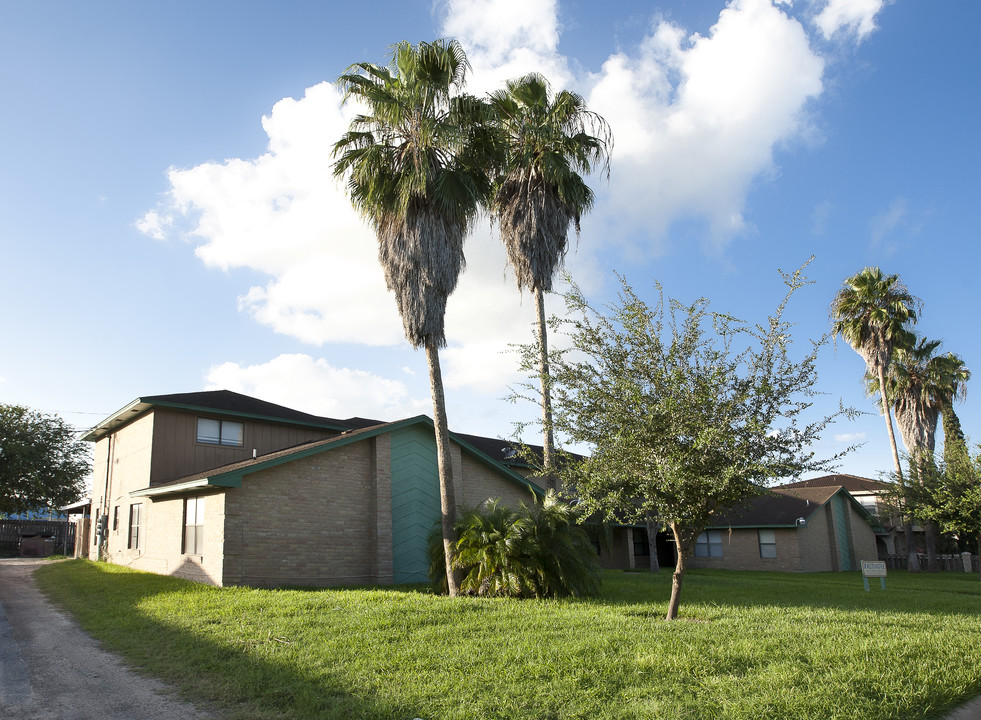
{"left": 688, "top": 528, "right": 804, "bottom": 572}
{"left": 222, "top": 437, "right": 388, "bottom": 588}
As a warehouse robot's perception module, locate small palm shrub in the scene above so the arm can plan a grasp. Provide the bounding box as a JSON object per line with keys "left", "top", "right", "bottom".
{"left": 428, "top": 491, "right": 601, "bottom": 598}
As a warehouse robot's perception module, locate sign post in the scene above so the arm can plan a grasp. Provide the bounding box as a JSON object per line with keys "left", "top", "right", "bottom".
{"left": 861, "top": 560, "right": 887, "bottom": 591}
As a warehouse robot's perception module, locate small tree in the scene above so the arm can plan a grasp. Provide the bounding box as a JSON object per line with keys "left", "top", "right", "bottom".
{"left": 537, "top": 262, "right": 854, "bottom": 620}
{"left": 0, "top": 404, "right": 89, "bottom": 517}
{"left": 921, "top": 441, "right": 981, "bottom": 581}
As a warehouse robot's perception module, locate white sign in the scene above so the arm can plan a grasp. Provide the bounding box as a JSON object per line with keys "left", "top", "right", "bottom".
{"left": 861, "top": 560, "right": 887, "bottom": 578}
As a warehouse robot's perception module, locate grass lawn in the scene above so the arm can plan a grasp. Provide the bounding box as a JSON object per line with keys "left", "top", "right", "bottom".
{"left": 34, "top": 560, "right": 981, "bottom": 720}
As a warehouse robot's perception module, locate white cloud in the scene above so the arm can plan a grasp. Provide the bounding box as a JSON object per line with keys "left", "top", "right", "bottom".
{"left": 834, "top": 432, "right": 866, "bottom": 443}
{"left": 141, "top": 0, "right": 840, "bottom": 401}
{"left": 204, "top": 354, "right": 428, "bottom": 420}
{"left": 813, "top": 0, "right": 885, "bottom": 41}
{"left": 440, "top": 0, "right": 573, "bottom": 93}
{"left": 869, "top": 196, "right": 908, "bottom": 254}
{"left": 588, "top": 0, "right": 824, "bottom": 252}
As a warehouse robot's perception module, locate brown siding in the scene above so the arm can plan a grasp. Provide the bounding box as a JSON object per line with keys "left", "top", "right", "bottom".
{"left": 148, "top": 408, "right": 336, "bottom": 485}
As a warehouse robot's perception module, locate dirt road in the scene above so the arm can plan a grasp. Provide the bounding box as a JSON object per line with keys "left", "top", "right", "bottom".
{"left": 0, "top": 557, "right": 219, "bottom": 720}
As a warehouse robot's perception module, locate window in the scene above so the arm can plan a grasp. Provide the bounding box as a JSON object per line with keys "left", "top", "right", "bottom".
{"left": 196, "top": 418, "right": 244, "bottom": 447}
{"left": 858, "top": 497, "right": 879, "bottom": 516}
{"left": 633, "top": 528, "right": 650, "bottom": 556}
{"left": 112, "top": 505, "right": 119, "bottom": 531}
{"left": 695, "top": 531, "right": 723, "bottom": 558}
{"left": 128, "top": 504, "right": 143, "bottom": 550}
{"left": 183, "top": 496, "right": 205, "bottom": 555}
{"left": 758, "top": 529, "right": 777, "bottom": 559}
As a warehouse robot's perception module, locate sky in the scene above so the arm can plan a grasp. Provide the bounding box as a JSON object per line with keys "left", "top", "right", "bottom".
{"left": 2, "top": 0, "right": 979, "bottom": 484}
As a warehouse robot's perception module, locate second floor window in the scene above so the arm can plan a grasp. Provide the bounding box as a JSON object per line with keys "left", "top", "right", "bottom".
{"left": 196, "top": 418, "right": 244, "bottom": 447}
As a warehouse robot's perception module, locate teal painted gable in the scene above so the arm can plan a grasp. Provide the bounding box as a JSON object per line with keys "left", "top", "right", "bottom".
{"left": 390, "top": 425, "right": 441, "bottom": 583}
{"left": 830, "top": 492, "right": 854, "bottom": 571}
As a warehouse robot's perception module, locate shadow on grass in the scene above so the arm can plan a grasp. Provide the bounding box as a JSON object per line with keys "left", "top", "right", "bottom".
{"left": 34, "top": 560, "right": 427, "bottom": 720}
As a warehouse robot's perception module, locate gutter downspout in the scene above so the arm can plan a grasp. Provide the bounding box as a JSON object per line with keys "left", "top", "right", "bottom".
{"left": 98, "top": 433, "right": 113, "bottom": 559}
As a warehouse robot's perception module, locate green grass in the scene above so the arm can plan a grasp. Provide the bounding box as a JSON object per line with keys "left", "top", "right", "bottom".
{"left": 34, "top": 560, "right": 981, "bottom": 720}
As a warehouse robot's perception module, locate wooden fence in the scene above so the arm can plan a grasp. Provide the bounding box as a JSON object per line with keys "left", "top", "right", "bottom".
{"left": 0, "top": 519, "right": 76, "bottom": 556}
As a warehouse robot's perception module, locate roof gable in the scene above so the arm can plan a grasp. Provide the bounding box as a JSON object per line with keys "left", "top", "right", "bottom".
{"left": 779, "top": 474, "right": 893, "bottom": 493}
{"left": 82, "top": 390, "right": 364, "bottom": 441}
{"left": 707, "top": 485, "right": 884, "bottom": 531}
{"left": 130, "top": 415, "right": 544, "bottom": 499}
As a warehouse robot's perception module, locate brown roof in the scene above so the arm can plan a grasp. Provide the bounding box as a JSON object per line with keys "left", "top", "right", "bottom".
{"left": 779, "top": 473, "right": 893, "bottom": 493}
{"left": 708, "top": 486, "right": 843, "bottom": 528}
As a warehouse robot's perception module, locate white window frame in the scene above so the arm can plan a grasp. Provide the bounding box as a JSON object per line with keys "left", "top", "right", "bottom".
{"left": 183, "top": 496, "right": 205, "bottom": 555}
{"left": 196, "top": 418, "right": 244, "bottom": 447}
{"left": 758, "top": 529, "right": 777, "bottom": 559}
{"left": 695, "top": 530, "right": 723, "bottom": 558}
{"left": 128, "top": 503, "right": 142, "bottom": 550}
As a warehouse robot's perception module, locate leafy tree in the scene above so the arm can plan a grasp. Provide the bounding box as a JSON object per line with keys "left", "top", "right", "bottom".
{"left": 920, "top": 442, "right": 981, "bottom": 581}
{"left": 542, "top": 263, "right": 851, "bottom": 620}
{"left": 487, "top": 73, "right": 611, "bottom": 490}
{"left": 868, "top": 337, "right": 967, "bottom": 570}
{"left": 0, "top": 404, "right": 89, "bottom": 517}
{"left": 830, "top": 267, "right": 920, "bottom": 569}
{"left": 333, "top": 40, "right": 493, "bottom": 596}
{"left": 428, "top": 491, "right": 601, "bottom": 598}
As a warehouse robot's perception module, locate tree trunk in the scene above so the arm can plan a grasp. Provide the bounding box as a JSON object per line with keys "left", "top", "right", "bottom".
{"left": 880, "top": 364, "right": 920, "bottom": 572}
{"left": 904, "top": 522, "right": 919, "bottom": 573}
{"left": 666, "top": 523, "right": 686, "bottom": 620}
{"left": 924, "top": 521, "right": 940, "bottom": 572}
{"left": 879, "top": 364, "right": 904, "bottom": 484}
{"left": 646, "top": 517, "right": 660, "bottom": 574}
{"left": 535, "top": 287, "right": 556, "bottom": 491}
{"left": 426, "top": 341, "right": 460, "bottom": 597}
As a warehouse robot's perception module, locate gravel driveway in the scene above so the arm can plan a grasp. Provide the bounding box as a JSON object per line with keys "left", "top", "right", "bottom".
{"left": 0, "top": 557, "right": 219, "bottom": 720}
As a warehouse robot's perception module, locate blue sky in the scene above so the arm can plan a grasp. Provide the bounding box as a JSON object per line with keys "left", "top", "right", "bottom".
{"left": 1, "top": 0, "right": 978, "bottom": 483}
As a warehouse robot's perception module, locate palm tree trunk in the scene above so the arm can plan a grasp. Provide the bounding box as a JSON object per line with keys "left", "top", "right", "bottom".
{"left": 425, "top": 340, "right": 460, "bottom": 597}
{"left": 535, "top": 287, "right": 556, "bottom": 490}
{"left": 878, "top": 365, "right": 920, "bottom": 572}
{"left": 666, "top": 522, "right": 686, "bottom": 620}
{"left": 879, "top": 365, "right": 904, "bottom": 483}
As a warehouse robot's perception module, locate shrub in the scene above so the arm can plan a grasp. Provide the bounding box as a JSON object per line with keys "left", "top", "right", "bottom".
{"left": 428, "top": 491, "right": 601, "bottom": 598}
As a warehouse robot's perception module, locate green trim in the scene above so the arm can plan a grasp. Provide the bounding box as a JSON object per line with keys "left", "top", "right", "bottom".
{"left": 448, "top": 433, "right": 545, "bottom": 497}
{"left": 203, "top": 414, "right": 545, "bottom": 498}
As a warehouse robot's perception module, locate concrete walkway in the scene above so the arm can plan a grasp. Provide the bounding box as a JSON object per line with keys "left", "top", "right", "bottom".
{"left": 0, "top": 557, "right": 218, "bottom": 720}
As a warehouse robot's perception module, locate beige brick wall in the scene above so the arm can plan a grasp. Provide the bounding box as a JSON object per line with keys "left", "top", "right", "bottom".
{"left": 688, "top": 528, "right": 804, "bottom": 572}
{"left": 221, "top": 437, "right": 389, "bottom": 588}
{"left": 459, "top": 454, "right": 541, "bottom": 509}
{"left": 89, "top": 413, "right": 154, "bottom": 562}
{"left": 798, "top": 506, "right": 835, "bottom": 571}
{"left": 848, "top": 503, "right": 879, "bottom": 566}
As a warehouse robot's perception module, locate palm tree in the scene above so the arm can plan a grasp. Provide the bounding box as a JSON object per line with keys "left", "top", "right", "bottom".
{"left": 487, "top": 73, "right": 611, "bottom": 490}
{"left": 332, "top": 39, "right": 492, "bottom": 596}
{"left": 870, "top": 337, "right": 947, "bottom": 569}
{"left": 830, "top": 267, "right": 920, "bottom": 568}
{"left": 936, "top": 353, "right": 971, "bottom": 468}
